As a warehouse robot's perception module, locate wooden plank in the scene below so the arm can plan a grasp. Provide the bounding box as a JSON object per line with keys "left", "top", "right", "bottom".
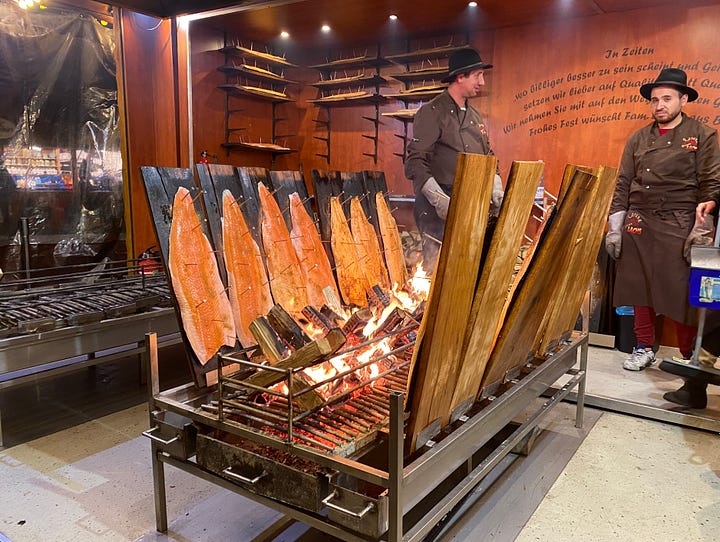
{"left": 195, "top": 164, "right": 227, "bottom": 286}
{"left": 139, "top": 166, "right": 225, "bottom": 388}
{"left": 362, "top": 170, "right": 389, "bottom": 231}
{"left": 269, "top": 170, "right": 312, "bottom": 230}
{"left": 481, "top": 169, "right": 597, "bottom": 388}
{"left": 335, "top": 170, "right": 370, "bottom": 222}
{"left": 406, "top": 153, "right": 496, "bottom": 451}
{"left": 236, "top": 166, "right": 269, "bottom": 248}
{"left": 537, "top": 165, "right": 618, "bottom": 355}
{"left": 310, "top": 169, "right": 337, "bottom": 265}
{"left": 449, "top": 161, "right": 544, "bottom": 418}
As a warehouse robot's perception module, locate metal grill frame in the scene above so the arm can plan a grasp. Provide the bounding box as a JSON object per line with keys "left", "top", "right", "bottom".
{"left": 145, "top": 330, "right": 588, "bottom": 541}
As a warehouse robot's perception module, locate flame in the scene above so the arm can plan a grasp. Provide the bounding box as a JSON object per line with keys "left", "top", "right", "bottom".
{"left": 265, "top": 263, "right": 431, "bottom": 406}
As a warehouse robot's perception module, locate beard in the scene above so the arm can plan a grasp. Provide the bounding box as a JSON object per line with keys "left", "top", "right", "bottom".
{"left": 653, "top": 108, "right": 681, "bottom": 126}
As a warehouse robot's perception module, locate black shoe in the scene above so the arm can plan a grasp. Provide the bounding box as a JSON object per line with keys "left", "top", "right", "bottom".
{"left": 663, "top": 380, "right": 708, "bottom": 409}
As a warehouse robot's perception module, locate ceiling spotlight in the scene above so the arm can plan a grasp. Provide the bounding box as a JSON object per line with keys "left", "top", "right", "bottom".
{"left": 280, "top": 31, "right": 290, "bottom": 39}
{"left": 468, "top": 1, "right": 478, "bottom": 6}
{"left": 321, "top": 24, "right": 331, "bottom": 33}
{"left": 389, "top": 14, "right": 398, "bottom": 21}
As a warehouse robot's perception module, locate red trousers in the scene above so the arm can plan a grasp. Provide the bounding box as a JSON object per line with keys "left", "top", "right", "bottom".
{"left": 633, "top": 305, "right": 696, "bottom": 357}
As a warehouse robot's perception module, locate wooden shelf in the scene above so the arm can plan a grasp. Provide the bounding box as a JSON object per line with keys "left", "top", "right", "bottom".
{"left": 389, "top": 67, "right": 447, "bottom": 84}
{"left": 308, "top": 91, "right": 389, "bottom": 107}
{"left": 218, "top": 84, "right": 293, "bottom": 103}
{"left": 221, "top": 141, "right": 293, "bottom": 154}
{"left": 311, "top": 73, "right": 387, "bottom": 90}
{"left": 381, "top": 108, "right": 420, "bottom": 121}
{"left": 218, "top": 45, "right": 296, "bottom": 67}
{"left": 309, "top": 55, "right": 393, "bottom": 72}
{"left": 385, "top": 44, "right": 467, "bottom": 64}
{"left": 217, "top": 64, "right": 297, "bottom": 85}
{"left": 384, "top": 86, "right": 446, "bottom": 102}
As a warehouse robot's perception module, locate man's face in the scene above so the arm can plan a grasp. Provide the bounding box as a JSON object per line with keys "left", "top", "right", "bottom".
{"left": 649, "top": 86, "right": 687, "bottom": 126}
{"left": 456, "top": 69, "right": 485, "bottom": 98}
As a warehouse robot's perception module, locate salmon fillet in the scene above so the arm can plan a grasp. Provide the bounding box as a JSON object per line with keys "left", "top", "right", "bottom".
{"left": 330, "top": 196, "right": 369, "bottom": 306}
{"left": 350, "top": 197, "right": 389, "bottom": 290}
{"left": 222, "top": 190, "right": 274, "bottom": 347}
{"left": 289, "top": 192, "right": 340, "bottom": 308}
{"left": 376, "top": 192, "right": 408, "bottom": 289}
{"left": 259, "top": 182, "right": 308, "bottom": 315}
{"left": 169, "top": 186, "right": 235, "bottom": 364}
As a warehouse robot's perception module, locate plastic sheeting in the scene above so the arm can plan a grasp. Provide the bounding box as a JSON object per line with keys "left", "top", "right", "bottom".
{"left": 0, "top": 2, "right": 122, "bottom": 275}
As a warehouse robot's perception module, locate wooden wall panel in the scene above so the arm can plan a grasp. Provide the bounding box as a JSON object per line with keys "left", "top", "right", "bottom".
{"left": 488, "top": 3, "right": 720, "bottom": 196}
{"left": 120, "top": 10, "right": 187, "bottom": 258}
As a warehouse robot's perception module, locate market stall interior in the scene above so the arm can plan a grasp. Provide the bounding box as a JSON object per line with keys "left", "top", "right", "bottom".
{"left": 1, "top": 0, "right": 719, "bottom": 540}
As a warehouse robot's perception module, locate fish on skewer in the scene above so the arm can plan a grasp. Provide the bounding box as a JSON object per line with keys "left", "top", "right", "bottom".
{"left": 222, "top": 190, "right": 274, "bottom": 347}
{"left": 168, "top": 186, "right": 235, "bottom": 364}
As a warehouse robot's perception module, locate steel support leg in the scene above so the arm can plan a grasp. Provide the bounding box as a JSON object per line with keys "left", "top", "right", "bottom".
{"left": 389, "top": 391, "right": 404, "bottom": 542}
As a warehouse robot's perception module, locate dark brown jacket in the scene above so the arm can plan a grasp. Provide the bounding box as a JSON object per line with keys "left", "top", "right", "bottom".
{"left": 611, "top": 113, "right": 720, "bottom": 214}
{"left": 404, "top": 91, "right": 494, "bottom": 234}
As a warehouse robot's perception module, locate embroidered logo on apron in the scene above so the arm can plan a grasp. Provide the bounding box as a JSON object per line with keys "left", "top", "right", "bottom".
{"left": 681, "top": 136, "right": 698, "bottom": 151}
{"left": 625, "top": 210, "right": 643, "bottom": 235}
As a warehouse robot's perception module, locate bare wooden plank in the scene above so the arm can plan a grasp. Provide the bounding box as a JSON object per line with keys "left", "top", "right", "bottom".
{"left": 449, "top": 161, "right": 544, "bottom": 418}
{"left": 406, "top": 153, "right": 496, "bottom": 451}
{"left": 537, "top": 165, "right": 618, "bottom": 355}
{"left": 481, "top": 169, "right": 597, "bottom": 388}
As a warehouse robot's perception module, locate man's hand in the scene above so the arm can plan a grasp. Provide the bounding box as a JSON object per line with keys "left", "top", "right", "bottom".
{"left": 684, "top": 215, "right": 715, "bottom": 263}
{"left": 605, "top": 211, "right": 626, "bottom": 259}
{"left": 696, "top": 200, "right": 717, "bottom": 223}
{"left": 421, "top": 177, "right": 451, "bottom": 221}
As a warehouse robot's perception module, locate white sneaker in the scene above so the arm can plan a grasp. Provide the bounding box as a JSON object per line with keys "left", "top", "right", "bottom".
{"left": 623, "top": 346, "right": 656, "bottom": 371}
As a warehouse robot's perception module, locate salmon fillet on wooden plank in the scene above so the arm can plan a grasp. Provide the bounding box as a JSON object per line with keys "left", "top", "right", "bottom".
{"left": 222, "top": 190, "right": 274, "bottom": 347}
{"left": 289, "top": 192, "right": 340, "bottom": 308}
{"left": 375, "top": 192, "right": 408, "bottom": 289}
{"left": 259, "top": 182, "right": 308, "bottom": 315}
{"left": 169, "top": 186, "right": 235, "bottom": 364}
{"left": 350, "top": 196, "right": 389, "bottom": 290}
{"left": 330, "top": 196, "right": 369, "bottom": 306}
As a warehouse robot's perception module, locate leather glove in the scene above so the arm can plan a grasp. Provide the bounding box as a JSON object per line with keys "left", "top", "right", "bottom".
{"left": 605, "top": 210, "right": 626, "bottom": 259}
{"left": 683, "top": 215, "right": 715, "bottom": 263}
{"left": 491, "top": 174, "right": 504, "bottom": 211}
{"left": 421, "top": 177, "right": 450, "bottom": 221}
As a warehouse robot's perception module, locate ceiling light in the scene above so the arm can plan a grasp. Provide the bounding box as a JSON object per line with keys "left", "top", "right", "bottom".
{"left": 389, "top": 14, "right": 398, "bottom": 21}
{"left": 468, "top": 1, "right": 478, "bottom": 7}
{"left": 321, "top": 24, "right": 331, "bottom": 33}
{"left": 280, "top": 31, "right": 290, "bottom": 39}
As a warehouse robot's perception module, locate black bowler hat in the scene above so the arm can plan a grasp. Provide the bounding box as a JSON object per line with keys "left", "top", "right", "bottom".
{"left": 639, "top": 68, "right": 698, "bottom": 102}
{"left": 442, "top": 47, "right": 493, "bottom": 83}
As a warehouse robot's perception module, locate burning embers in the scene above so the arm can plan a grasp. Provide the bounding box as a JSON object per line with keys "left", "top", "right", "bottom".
{"left": 208, "top": 266, "right": 429, "bottom": 453}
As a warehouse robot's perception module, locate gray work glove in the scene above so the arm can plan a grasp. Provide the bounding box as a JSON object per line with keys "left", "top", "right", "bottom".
{"left": 605, "top": 210, "right": 626, "bottom": 259}
{"left": 491, "top": 173, "right": 504, "bottom": 210}
{"left": 683, "top": 215, "right": 715, "bottom": 263}
{"left": 421, "top": 177, "right": 450, "bottom": 221}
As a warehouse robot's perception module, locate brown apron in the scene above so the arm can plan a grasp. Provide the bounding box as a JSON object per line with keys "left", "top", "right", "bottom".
{"left": 613, "top": 207, "right": 698, "bottom": 325}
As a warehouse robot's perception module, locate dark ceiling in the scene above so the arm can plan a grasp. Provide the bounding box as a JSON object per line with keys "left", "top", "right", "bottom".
{"left": 76, "top": 0, "right": 719, "bottom": 46}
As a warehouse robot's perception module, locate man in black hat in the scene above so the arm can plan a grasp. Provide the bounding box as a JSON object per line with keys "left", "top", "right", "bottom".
{"left": 606, "top": 68, "right": 720, "bottom": 390}
{"left": 405, "top": 46, "right": 502, "bottom": 272}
